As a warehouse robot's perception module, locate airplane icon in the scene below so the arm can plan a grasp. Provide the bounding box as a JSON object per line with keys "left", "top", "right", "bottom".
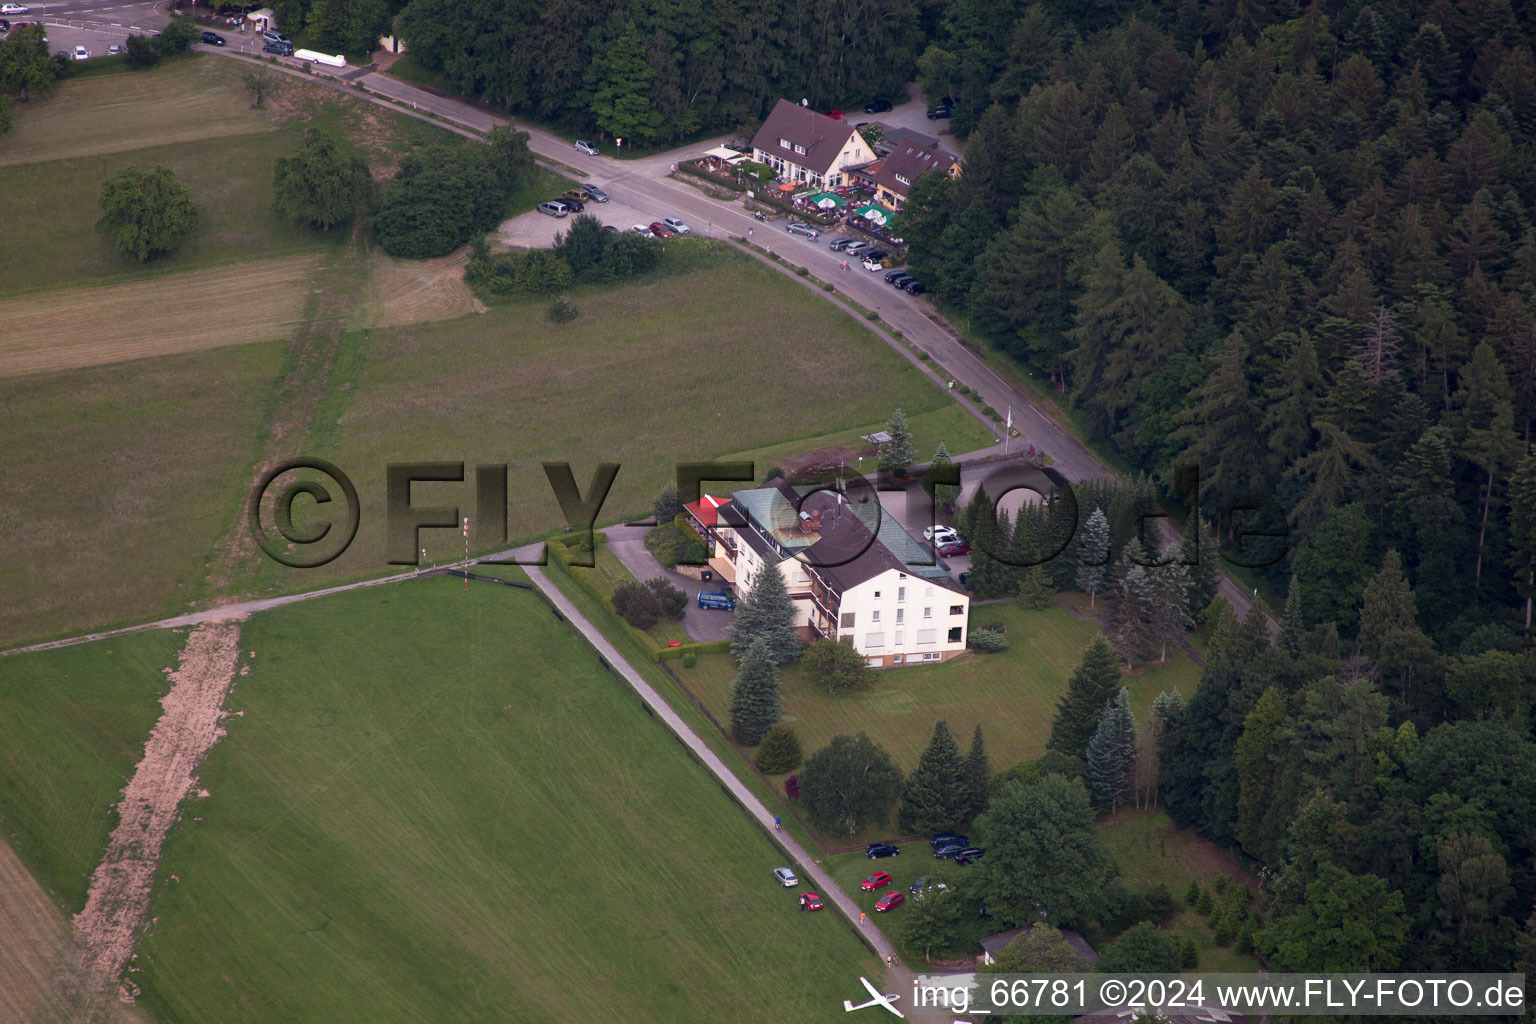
{"left": 844, "top": 975, "right": 904, "bottom": 1017}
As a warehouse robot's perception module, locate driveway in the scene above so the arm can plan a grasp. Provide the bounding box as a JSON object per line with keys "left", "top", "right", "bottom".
{"left": 603, "top": 524, "right": 732, "bottom": 642}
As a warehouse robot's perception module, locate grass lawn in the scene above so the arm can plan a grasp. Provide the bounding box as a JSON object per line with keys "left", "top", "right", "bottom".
{"left": 0, "top": 56, "right": 457, "bottom": 298}
{"left": 0, "top": 630, "right": 180, "bottom": 911}
{"left": 242, "top": 251, "right": 987, "bottom": 593}
{"left": 681, "top": 602, "right": 1201, "bottom": 847}
{"left": 131, "top": 576, "right": 878, "bottom": 1023}
{"left": 0, "top": 341, "right": 287, "bottom": 646}
{"left": 1099, "top": 809, "right": 1261, "bottom": 972}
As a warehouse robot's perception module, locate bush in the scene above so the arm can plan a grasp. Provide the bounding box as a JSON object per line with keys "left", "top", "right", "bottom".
{"left": 1184, "top": 880, "right": 1201, "bottom": 906}
{"left": 865, "top": 309, "right": 880, "bottom": 320}
{"left": 1212, "top": 875, "right": 1228, "bottom": 895}
{"left": 821, "top": 282, "right": 834, "bottom": 291}
{"left": 755, "top": 724, "right": 803, "bottom": 774}
{"left": 1099, "top": 880, "right": 1150, "bottom": 932}
{"left": 375, "top": 142, "right": 505, "bottom": 259}
{"left": 1144, "top": 883, "right": 1176, "bottom": 924}
{"left": 1194, "top": 886, "right": 1214, "bottom": 915}
{"left": 966, "top": 628, "right": 1009, "bottom": 653}
{"left": 272, "top": 128, "right": 373, "bottom": 229}
{"left": 611, "top": 579, "right": 662, "bottom": 629}
{"left": 645, "top": 521, "right": 695, "bottom": 568}
{"left": 645, "top": 577, "right": 688, "bottom": 620}
{"left": 652, "top": 485, "right": 683, "bottom": 524}
{"left": 1179, "top": 935, "right": 1199, "bottom": 968}
{"left": 154, "top": 15, "right": 198, "bottom": 54}
{"left": 125, "top": 32, "right": 161, "bottom": 67}
{"left": 681, "top": 651, "right": 697, "bottom": 668}
{"left": 680, "top": 542, "right": 706, "bottom": 565}
{"left": 795, "top": 265, "right": 809, "bottom": 276}
{"left": 546, "top": 296, "right": 578, "bottom": 322}
{"left": 785, "top": 774, "right": 801, "bottom": 800}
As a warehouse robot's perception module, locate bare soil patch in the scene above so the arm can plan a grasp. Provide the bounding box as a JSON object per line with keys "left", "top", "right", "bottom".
{"left": 779, "top": 443, "right": 875, "bottom": 480}
{"left": 0, "top": 256, "right": 321, "bottom": 378}
{"left": 71, "top": 620, "right": 245, "bottom": 1007}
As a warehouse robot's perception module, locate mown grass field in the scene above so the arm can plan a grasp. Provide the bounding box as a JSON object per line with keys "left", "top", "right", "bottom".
{"left": 0, "top": 341, "right": 287, "bottom": 646}
{"left": 244, "top": 251, "right": 993, "bottom": 593}
{"left": 0, "top": 630, "right": 180, "bottom": 910}
{"left": 131, "top": 577, "right": 878, "bottom": 1023}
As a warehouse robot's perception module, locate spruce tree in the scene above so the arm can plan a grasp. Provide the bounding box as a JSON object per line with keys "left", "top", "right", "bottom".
{"left": 754, "top": 724, "right": 803, "bottom": 774}
{"left": 1084, "top": 687, "right": 1137, "bottom": 814}
{"left": 1013, "top": 509, "right": 1056, "bottom": 609}
{"left": 963, "top": 723, "right": 991, "bottom": 823}
{"left": 727, "top": 556, "right": 800, "bottom": 664}
{"left": 1076, "top": 506, "right": 1111, "bottom": 608}
{"left": 1185, "top": 518, "right": 1222, "bottom": 622}
{"left": 899, "top": 720, "right": 970, "bottom": 834}
{"left": 880, "top": 408, "right": 916, "bottom": 474}
{"left": 728, "top": 638, "right": 781, "bottom": 745}
{"left": 1047, "top": 635, "right": 1123, "bottom": 760}
{"left": 1146, "top": 553, "right": 1195, "bottom": 662}
{"left": 1106, "top": 543, "right": 1156, "bottom": 669}
{"left": 1279, "top": 575, "right": 1304, "bottom": 657}
{"left": 928, "top": 442, "right": 961, "bottom": 509}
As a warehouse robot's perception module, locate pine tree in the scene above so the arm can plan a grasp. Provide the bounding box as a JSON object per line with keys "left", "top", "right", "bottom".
{"left": 899, "top": 720, "right": 970, "bottom": 834}
{"left": 754, "top": 724, "right": 803, "bottom": 774}
{"left": 1106, "top": 543, "right": 1156, "bottom": 669}
{"left": 1357, "top": 550, "right": 1438, "bottom": 711}
{"left": 1185, "top": 519, "right": 1222, "bottom": 623}
{"left": 928, "top": 442, "right": 960, "bottom": 509}
{"left": 728, "top": 638, "right": 782, "bottom": 745}
{"left": 1146, "top": 554, "right": 1195, "bottom": 662}
{"left": 1508, "top": 452, "right": 1536, "bottom": 637}
{"left": 1143, "top": 690, "right": 1183, "bottom": 810}
{"left": 963, "top": 724, "right": 991, "bottom": 823}
{"left": 1185, "top": 879, "right": 1201, "bottom": 906}
{"left": 1449, "top": 341, "right": 1519, "bottom": 601}
{"left": 1084, "top": 688, "right": 1137, "bottom": 814}
{"left": 727, "top": 557, "right": 800, "bottom": 665}
{"left": 1076, "top": 506, "right": 1110, "bottom": 608}
{"left": 1047, "top": 635, "right": 1123, "bottom": 760}
{"left": 880, "top": 408, "right": 916, "bottom": 475}
{"left": 1279, "top": 575, "right": 1304, "bottom": 657}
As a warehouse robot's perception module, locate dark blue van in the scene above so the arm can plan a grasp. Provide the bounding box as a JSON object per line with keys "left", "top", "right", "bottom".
{"left": 697, "top": 590, "right": 735, "bottom": 610}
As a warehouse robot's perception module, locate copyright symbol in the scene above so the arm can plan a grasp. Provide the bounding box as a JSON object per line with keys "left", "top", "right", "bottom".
{"left": 1101, "top": 980, "right": 1127, "bottom": 1007}
{"left": 248, "top": 458, "right": 359, "bottom": 568}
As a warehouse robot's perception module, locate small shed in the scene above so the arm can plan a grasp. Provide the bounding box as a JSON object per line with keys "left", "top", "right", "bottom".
{"left": 862, "top": 431, "right": 893, "bottom": 446}
{"left": 246, "top": 7, "right": 276, "bottom": 31}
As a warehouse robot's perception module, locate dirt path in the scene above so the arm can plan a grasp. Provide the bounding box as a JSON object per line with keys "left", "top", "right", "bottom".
{"left": 68, "top": 621, "right": 245, "bottom": 1014}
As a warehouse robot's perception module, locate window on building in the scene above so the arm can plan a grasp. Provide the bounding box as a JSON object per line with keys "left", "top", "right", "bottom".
{"left": 840, "top": 612, "right": 855, "bottom": 628}
{"left": 916, "top": 629, "right": 937, "bottom": 644}
{"left": 865, "top": 633, "right": 885, "bottom": 648}
{"left": 922, "top": 652, "right": 941, "bottom": 662}
{"left": 948, "top": 627, "right": 963, "bottom": 643}
{"left": 896, "top": 609, "right": 904, "bottom": 624}
{"left": 895, "top": 173, "right": 909, "bottom": 185}
{"left": 874, "top": 591, "right": 881, "bottom": 598}
{"left": 779, "top": 137, "right": 790, "bottom": 149}
{"left": 923, "top": 607, "right": 932, "bottom": 619}
{"left": 872, "top": 610, "right": 881, "bottom": 623}
{"left": 893, "top": 654, "right": 904, "bottom": 664}
{"left": 925, "top": 586, "right": 934, "bottom": 596}
{"left": 894, "top": 632, "right": 904, "bottom": 646}
{"left": 867, "top": 657, "right": 882, "bottom": 667}
{"left": 898, "top": 587, "right": 906, "bottom": 601}
{"left": 794, "top": 144, "right": 806, "bottom": 155}
{"left": 949, "top": 605, "right": 963, "bottom": 616}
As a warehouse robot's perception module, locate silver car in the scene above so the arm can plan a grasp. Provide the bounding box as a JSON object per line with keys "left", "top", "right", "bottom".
{"left": 574, "top": 140, "right": 599, "bottom": 156}
{"left": 786, "top": 222, "right": 820, "bottom": 239}
{"left": 772, "top": 866, "right": 799, "bottom": 887}
{"left": 663, "top": 216, "right": 690, "bottom": 234}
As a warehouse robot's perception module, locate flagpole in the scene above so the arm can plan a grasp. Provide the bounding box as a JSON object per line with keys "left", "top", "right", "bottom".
{"left": 1005, "top": 406, "right": 1011, "bottom": 455}
{"left": 463, "top": 516, "right": 469, "bottom": 590}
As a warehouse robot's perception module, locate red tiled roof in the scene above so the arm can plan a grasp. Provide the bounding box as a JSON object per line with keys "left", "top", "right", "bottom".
{"left": 684, "top": 494, "right": 732, "bottom": 527}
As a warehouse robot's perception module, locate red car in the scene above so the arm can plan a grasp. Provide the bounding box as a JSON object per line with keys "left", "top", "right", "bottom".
{"left": 647, "top": 221, "right": 676, "bottom": 238}
{"left": 799, "top": 891, "right": 824, "bottom": 911}
{"left": 860, "top": 870, "right": 892, "bottom": 892}
{"left": 827, "top": 109, "right": 844, "bottom": 119}
{"left": 874, "top": 890, "right": 905, "bottom": 912}
{"left": 937, "top": 540, "right": 971, "bottom": 557}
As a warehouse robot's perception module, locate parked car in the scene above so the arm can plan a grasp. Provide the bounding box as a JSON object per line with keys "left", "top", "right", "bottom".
{"left": 866, "top": 842, "right": 900, "bottom": 859}
{"left": 843, "top": 241, "right": 871, "bottom": 256}
{"left": 662, "top": 216, "right": 690, "bottom": 234}
{"left": 262, "top": 40, "right": 293, "bottom": 55}
{"left": 602, "top": 224, "right": 620, "bottom": 234}
{"left": 937, "top": 540, "right": 971, "bottom": 557}
{"left": 954, "top": 847, "right": 986, "bottom": 865}
{"left": 798, "top": 891, "right": 824, "bottom": 911}
{"left": 697, "top": 590, "right": 735, "bottom": 610}
{"left": 934, "top": 843, "right": 966, "bottom": 859}
{"left": 262, "top": 29, "right": 288, "bottom": 43}
{"left": 826, "top": 109, "right": 844, "bottom": 119}
{"left": 904, "top": 280, "right": 927, "bottom": 295}
{"left": 864, "top": 98, "right": 893, "bottom": 113}
{"left": 862, "top": 249, "right": 888, "bottom": 262}
{"left": 1, "top": 4, "right": 30, "bottom": 14}
{"left": 580, "top": 183, "right": 609, "bottom": 202}
{"left": 930, "top": 832, "right": 968, "bottom": 848}
{"left": 201, "top": 31, "right": 226, "bottom": 44}
{"left": 927, "top": 105, "right": 952, "bottom": 119}
{"left": 923, "top": 526, "right": 959, "bottom": 544}
{"left": 630, "top": 225, "right": 654, "bottom": 237}
{"left": 829, "top": 237, "right": 856, "bottom": 251}
{"left": 883, "top": 269, "right": 908, "bottom": 283}
{"left": 860, "top": 871, "right": 892, "bottom": 891}
{"left": 0, "top": 18, "right": 11, "bottom": 30}
{"left": 874, "top": 891, "right": 905, "bottom": 912}
{"left": 72, "top": 45, "right": 89, "bottom": 59}
{"left": 909, "top": 875, "right": 929, "bottom": 894}
{"left": 891, "top": 274, "right": 915, "bottom": 288}
{"left": 786, "top": 222, "right": 820, "bottom": 239}
{"left": 536, "top": 201, "right": 570, "bottom": 218}
{"left": 773, "top": 866, "right": 799, "bottom": 887}
{"left": 574, "top": 139, "right": 599, "bottom": 156}
{"left": 558, "top": 191, "right": 586, "bottom": 211}
{"left": 107, "top": 43, "right": 122, "bottom": 54}
{"left": 648, "top": 221, "right": 675, "bottom": 238}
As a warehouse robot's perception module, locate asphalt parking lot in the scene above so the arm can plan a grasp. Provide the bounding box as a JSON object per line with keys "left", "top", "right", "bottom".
{"left": 496, "top": 190, "right": 699, "bottom": 249}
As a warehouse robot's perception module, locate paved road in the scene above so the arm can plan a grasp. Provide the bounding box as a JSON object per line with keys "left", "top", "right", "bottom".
{"left": 603, "top": 523, "right": 731, "bottom": 642}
